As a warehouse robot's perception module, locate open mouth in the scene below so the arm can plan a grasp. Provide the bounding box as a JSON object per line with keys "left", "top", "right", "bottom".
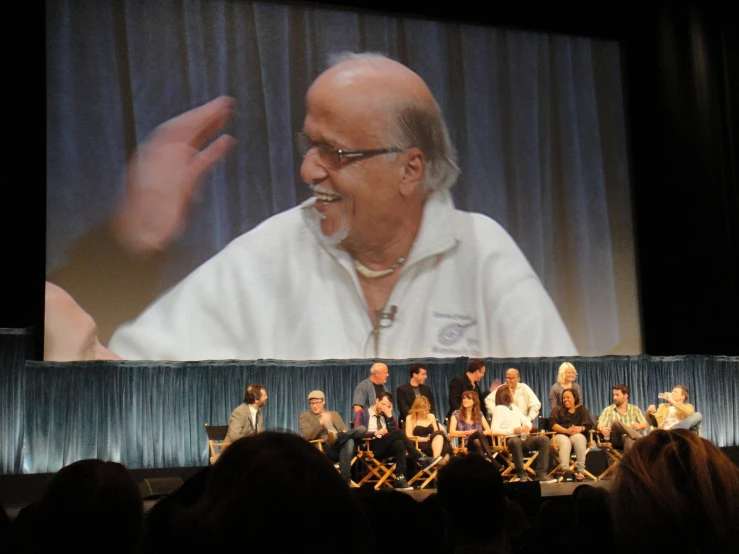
{"left": 311, "top": 186, "right": 342, "bottom": 204}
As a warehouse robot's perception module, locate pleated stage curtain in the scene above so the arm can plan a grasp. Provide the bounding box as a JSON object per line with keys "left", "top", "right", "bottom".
{"left": 5, "top": 354, "right": 737, "bottom": 474}
{"left": 0, "top": 328, "right": 34, "bottom": 474}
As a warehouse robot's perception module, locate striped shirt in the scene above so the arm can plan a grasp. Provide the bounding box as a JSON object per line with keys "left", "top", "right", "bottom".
{"left": 598, "top": 403, "right": 645, "bottom": 428}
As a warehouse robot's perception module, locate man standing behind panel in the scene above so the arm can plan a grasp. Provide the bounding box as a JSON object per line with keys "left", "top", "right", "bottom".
{"left": 485, "top": 368, "right": 541, "bottom": 427}
{"left": 396, "top": 363, "right": 436, "bottom": 422}
{"left": 353, "top": 362, "right": 389, "bottom": 413}
{"left": 448, "top": 359, "right": 490, "bottom": 419}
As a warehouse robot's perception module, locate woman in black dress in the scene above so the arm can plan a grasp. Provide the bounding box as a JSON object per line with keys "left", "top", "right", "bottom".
{"left": 405, "top": 396, "right": 453, "bottom": 465}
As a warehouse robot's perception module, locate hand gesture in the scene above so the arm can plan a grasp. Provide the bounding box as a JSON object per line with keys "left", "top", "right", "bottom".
{"left": 112, "top": 96, "right": 237, "bottom": 256}
{"left": 489, "top": 378, "right": 502, "bottom": 393}
{"left": 647, "top": 404, "right": 656, "bottom": 414}
{"left": 318, "top": 412, "right": 332, "bottom": 426}
{"left": 631, "top": 421, "right": 641, "bottom": 430}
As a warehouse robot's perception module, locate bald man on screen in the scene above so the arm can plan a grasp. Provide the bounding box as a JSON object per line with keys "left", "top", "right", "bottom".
{"left": 107, "top": 53, "right": 577, "bottom": 361}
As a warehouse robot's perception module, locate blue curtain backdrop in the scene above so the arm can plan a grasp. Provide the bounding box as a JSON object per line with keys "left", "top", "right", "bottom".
{"left": 45, "top": 0, "right": 637, "bottom": 356}
{"left": 2, "top": 346, "right": 736, "bottom": 474}
{"left": 0, "top": 329, "right": 34, "bottom": 475}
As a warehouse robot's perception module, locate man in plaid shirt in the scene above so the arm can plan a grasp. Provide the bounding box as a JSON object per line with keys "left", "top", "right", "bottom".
{"left": 597, "top": 384, "right": 647, "bottom": 452}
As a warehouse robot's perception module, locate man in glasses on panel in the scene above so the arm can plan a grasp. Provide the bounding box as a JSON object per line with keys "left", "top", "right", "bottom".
{"left": 106, "top": 52, "right": 576, "bottom": 361}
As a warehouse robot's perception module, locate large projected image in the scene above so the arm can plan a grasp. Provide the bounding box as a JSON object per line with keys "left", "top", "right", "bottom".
{"left": 45, "top": 0, "right": 640, "bottom": 361}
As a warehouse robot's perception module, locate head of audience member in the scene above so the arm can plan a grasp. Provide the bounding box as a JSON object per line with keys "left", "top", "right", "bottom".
{"left": 562, "top": 389, "right": 578, "bottom": 410}
{"left": 244, "top": 384, "right": 267, "bottom": 407}
{"left": 437, "top": 453, "right": 507, "bottom": 549}
{"left": 494, "top": 383, "right": 514, "bottom": 406}
{"left": 466, "top": 358, "right": 486, "bottom": 382}
{"left": 308, "top": 390, "right": 326, "bottom": 415}
{"left": 533, "top": 498, "right": 575, "bottom": 551}
{"left": 139, "top": 467, "right": 212, "bottom": 554}
{"left": 610, "top": 429, "right": 739, "bottom": 553}
{"left": 44, "top": 282, "right": 121, "bottom": 362}
{"left": 572, "top": 485, "right": 613, "bottom": 551}
{"left": 374, "top": 390, "right": 394, "bottom": 414}
{"left": 30, "top": 459, "right": 143, "bottom": 554}
{"left": 612, "top": 384, "right": 629, "bottom": 407}
{"left": 670, "top": 385, "right": 688, "bottom": 403}
{"left": 504, "top": 368, "right": 521, "bottom": 390}
{"left": 417, "top": 493, "right": 452, "bottom": 553}
{"left": 300, "top": 52, "right": 459, "bottom": 250}
{"left": 504, "top": 498, "right": 533, "bottom": 552}
{"left": 369, "top": 362, "right": 389, "bottom": 385}
{"left": 557, "top": 361, "right": 578, "bottom": 384}
{"left": 352, "top": 488, "right": 425, "bottom": 552}
{"left": 0, "top": 505, "right": 12, "bottom": 549}
{"left": 460, "top": 390, "right": 482, "bottom": 422}
{"left": 408, "top": 395, "right": 432, "bottom": 421}
{"left": 173, "top": 431, "right": 374, "bottom": 552}
{"left": 409, "top": 363, "right": 427, "bottom": 386}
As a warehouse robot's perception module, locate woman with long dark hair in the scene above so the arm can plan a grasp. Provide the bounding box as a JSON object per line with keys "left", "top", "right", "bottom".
{"left": 449, "top": 391, "right": 500, "bottom": 469}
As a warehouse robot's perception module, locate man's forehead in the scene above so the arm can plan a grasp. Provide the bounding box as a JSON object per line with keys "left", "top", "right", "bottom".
{"left": 306, "top": 58, "right": 434, "bottom": 131}
{"left": 313, "top": 57, "right": 427, "bottom": 96}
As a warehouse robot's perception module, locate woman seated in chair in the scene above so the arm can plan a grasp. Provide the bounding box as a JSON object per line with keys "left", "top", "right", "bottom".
{"left": 549, "top": 389, "right": 593, "bottom": 481}
{"left": 449, "top": 391, "right": 501, "bottom": 470}
{"left": 405, "top": 396, "right": 453, "bottom": 466}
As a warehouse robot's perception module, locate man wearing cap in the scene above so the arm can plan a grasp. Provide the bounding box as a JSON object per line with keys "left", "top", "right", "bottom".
{"left": 299, "top": 390, "right": 368, "bottom": 486}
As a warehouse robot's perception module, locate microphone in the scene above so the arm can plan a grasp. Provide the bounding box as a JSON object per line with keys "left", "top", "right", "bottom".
{"left": 375, "top": 305, "right": 398, "bottom": 328}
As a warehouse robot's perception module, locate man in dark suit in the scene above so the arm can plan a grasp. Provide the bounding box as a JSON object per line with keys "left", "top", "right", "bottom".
{"left": 226, "top": 384, "right": 267, "bottom": 443}
{"left": 448, "top": 359, "right": 491, "bottom": 419}
{"left": 355, "top": 392, "right": 440, "bottom": 490}
{"left": 396, "top": 363, "right": 436, "bottom": 423}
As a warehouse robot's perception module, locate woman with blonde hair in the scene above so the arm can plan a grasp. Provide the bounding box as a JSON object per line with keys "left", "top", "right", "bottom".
{"left": 449, "top": 391, "right": 500, "bottom": 470}
{"left": 405, "top": 396, "right": 453, "bottom": 465}
{"left": 549, "top": 361, "right": 583, "bottom": 411}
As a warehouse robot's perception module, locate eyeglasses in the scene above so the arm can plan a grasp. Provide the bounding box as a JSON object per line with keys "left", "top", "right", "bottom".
{"left": 309, "top": 399, "right": 324, "bottom": 405}
{"left": 295, "top": 133, "right": 403, "bottom": 169}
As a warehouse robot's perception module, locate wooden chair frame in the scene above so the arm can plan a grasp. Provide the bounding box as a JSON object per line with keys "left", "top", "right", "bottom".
{"left": 547, "top": 432, "right": 598, "bottom": 481}
{"left": 311, "top": 438, "right": 360, "bottom": 487}
{"left": 204, "top": 423, "right": 229, "bottom": 464}
{"left": 492, "top": 434, "right": 540, "bottom": 481}
{"left": 406, "top": 435, "right": 441, "bottom": 489}
{"left": 355, "top": 438, "right": 397, "bottom": 490}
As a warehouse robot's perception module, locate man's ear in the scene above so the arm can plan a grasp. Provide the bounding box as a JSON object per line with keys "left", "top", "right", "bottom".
{"left": 399, "top": 148, "right": 425, "bottom": 197}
